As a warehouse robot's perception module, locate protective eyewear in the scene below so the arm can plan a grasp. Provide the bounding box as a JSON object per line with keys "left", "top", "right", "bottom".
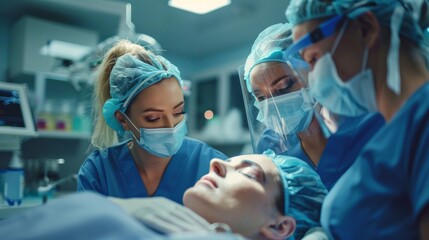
{"left": 284, "top": 1, "right": 377, "bottom": 57}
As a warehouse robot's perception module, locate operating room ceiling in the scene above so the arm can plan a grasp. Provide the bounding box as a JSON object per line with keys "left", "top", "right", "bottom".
{"left": 0, "top": 0, "right": 290, "bottom": 59}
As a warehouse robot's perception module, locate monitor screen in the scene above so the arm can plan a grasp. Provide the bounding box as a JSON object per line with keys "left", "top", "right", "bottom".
{"left": 0, "top": 82, "right": 36, "bottom": 136}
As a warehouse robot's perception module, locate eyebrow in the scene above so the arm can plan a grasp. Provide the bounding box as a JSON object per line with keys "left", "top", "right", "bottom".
{"left": 142, "top": 101, "right": 184, "bottom": 113}
{"left": 241, "top": 159, "right": 267, "bottom": 184}
{"left": 173, "top": 101, "right": 185, "bottom": 109}
{"left": 270, "top": 75, "right": 290, "bottom": 87}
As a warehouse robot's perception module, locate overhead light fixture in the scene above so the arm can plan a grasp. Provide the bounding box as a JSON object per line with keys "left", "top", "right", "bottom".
{"left": 40, "top": 40, "right": 92, "bottom": 61}
{"left": 168, "top": 0, "right": 231, "bottom": 14}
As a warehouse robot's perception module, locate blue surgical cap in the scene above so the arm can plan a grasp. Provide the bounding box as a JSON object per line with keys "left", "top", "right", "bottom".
{"left": 102, "top": 54, "right": 182, "bottom": 133}
{"left": 264, "top": 150, "right": 328, "bottom": 239}
{"left": 286, "top": 0, "right": 429, "bottom": 94}
{"left": 244, "top": 23, "right": 309, "bottom": 92}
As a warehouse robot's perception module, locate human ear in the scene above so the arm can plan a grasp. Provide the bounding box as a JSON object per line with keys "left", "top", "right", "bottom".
{"left": 356, "top": 11, "right": 381, "bottom": 49}
{"left": 115, "top": 111, "right": 130, "bottom": 131}
{"left": 260, "top": 216, "right": 296, "bottom": 240}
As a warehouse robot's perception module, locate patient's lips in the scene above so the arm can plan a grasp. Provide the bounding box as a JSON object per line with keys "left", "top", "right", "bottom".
{"left": 198, "top": 175, "right": 218, "bottom": 188}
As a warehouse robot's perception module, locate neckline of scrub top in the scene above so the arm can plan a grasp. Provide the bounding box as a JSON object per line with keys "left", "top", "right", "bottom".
{"left": 390, "top": 81, "right": 429, "bottom": 122}
{"left": 316, "top": 116, "right": 364, "bottom": 187}
{"left": 285, "top": 134, "right": 315, "bottom": 169}
{"left": 119, "top": 139, "right": 188, "bottom": 197}
{"left": 316, "top": 113, "right": 385, "bottom": 188}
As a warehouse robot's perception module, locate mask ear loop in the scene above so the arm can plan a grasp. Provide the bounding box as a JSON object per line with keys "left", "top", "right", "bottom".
{"left": 331, "top": 19, "right": 349, "bottom": 55}
{"left": 122, "top": 113, "right": 141, "bottom": 141}
{"left": 361, "top": 47, "right": 369, "bottom": 72}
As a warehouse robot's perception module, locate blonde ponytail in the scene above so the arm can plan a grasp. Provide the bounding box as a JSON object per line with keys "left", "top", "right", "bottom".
{"left": 91, "top": 40, "right": 147, "bottom": 149}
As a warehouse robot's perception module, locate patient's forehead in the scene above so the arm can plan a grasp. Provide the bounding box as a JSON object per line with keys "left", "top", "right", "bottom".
{"left": 229, "top": 154, "right": 278, "bottom": 177}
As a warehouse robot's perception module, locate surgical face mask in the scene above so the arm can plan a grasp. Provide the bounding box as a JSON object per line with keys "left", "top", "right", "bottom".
{"left": 308, "top": 20, "right": 378, "bottom": 117}
{"left": 256, "top": 88, "right": 314, "bottom": 135}
{"left": 124, "top": 114, "right": 187, "bottom": 158}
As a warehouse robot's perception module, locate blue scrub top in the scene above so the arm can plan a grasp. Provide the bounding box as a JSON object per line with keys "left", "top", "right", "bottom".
{"left": 321, "top": 82, "right": 429, "bottom": 239}
{"left": 257, "top": 113, "right": 385, "bottom": 190}
{"left": 77, "top": 137, "right": 227, "bottom": 204}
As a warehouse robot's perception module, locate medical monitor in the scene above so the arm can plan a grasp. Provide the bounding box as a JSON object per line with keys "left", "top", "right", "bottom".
{"left": 0, "top": 82, "right": 36, "bottom": 136}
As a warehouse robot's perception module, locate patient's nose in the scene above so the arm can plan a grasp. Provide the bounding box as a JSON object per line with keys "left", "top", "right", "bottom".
{"left": 210, "top": 158, "right": 226, "bottom": 177}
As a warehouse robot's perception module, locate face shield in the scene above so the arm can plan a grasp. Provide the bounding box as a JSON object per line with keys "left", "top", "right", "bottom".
{"left": 239, "top": 57, "right": 336, "bottom": 154}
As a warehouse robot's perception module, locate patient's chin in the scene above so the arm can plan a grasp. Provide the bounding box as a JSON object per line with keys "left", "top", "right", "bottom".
{"left": 183, "top": 180, "right": 213, "bottom": 202}
{"left": 183, "top": 188, "right": 215, "bottom": 218}
{"left": 183, "top": 186, "right": 206, "bottom": 208}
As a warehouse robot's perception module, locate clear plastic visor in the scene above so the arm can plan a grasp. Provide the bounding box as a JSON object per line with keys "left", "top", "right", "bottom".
{"left": 239, "top": 59, "right": 337, "bottom": 154}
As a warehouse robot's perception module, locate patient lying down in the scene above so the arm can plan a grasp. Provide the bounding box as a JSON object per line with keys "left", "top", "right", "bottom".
{"left": 0, "top": 152, "right": 328, "bottom": 240}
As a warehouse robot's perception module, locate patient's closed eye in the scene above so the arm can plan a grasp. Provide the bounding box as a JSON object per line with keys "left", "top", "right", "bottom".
{"left": 237, "top": 160, "right": 265, "bottom": 184}
{"left": 238, "top": 166, "right": 259, "bottom": 180}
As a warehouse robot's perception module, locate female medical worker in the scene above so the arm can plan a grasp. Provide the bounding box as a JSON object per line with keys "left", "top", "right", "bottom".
{"left": 77, "top": 40, "right": 227, "bottom": 204}
{"left": 2, "top": 153, "right": 328, "bottom": 240}
{"left": 240, "top": 23, "right": 384, "bottom": 190}
{"left": 286, "top": 0, "right": 429, "bottom": 238}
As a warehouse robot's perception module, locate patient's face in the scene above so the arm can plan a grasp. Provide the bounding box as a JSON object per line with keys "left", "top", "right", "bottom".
{"left": 183, "top": 154, "right": 282, "bottom": 237}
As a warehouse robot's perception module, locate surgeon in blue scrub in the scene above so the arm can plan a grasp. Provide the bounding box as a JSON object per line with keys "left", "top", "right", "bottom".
{"left": 77, "top": 40, "right": 227, "bottom": 204}
{"left": 286, "top": 0, "right": 429, "bottom": 239}
{"left": 240, "top": 23, "right": 384, "bottom": 190}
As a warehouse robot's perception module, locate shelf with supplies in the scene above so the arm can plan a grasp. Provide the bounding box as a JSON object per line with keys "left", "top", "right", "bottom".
{"left": 9, "top": 71, "right": 95, "bottom": 141}
{"left": 9, "top": 71, "right": 94, "bottom": 135}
